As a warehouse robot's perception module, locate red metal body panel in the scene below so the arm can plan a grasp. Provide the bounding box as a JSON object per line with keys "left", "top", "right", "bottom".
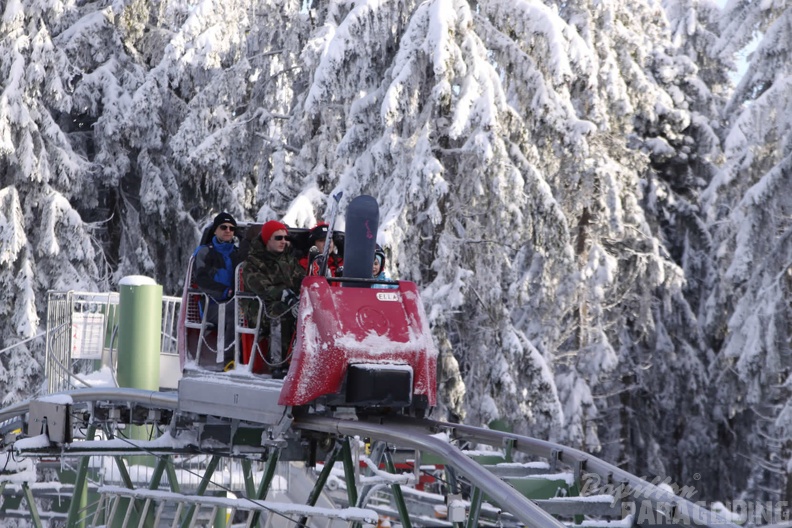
{"left": 279, "top": 277, "right": 438, "bottom": 406}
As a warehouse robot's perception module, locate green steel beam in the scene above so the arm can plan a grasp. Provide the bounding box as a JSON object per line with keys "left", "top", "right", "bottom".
{"left": 341, "top": 438, "right": 359, "bottom": 507}
{"left": 165, "top": 458, "right": 181, "bottom": 493}
{"left": 241, "top": 459, "right": 255, "bottom": 499}
{"left": 21, "top": 482, "right": 43, "bottom": 528}
{"left": 113, "top": 456, "right": 135, "bottom": 489}
{"left": 384, "top": 450, "right": 412, "bottom": 528}
{"left": 465, "top": 485, "right": 483, "bottom": 528}
{"left": 148, "top": 456, "right": 169, "bottom": 490}
{"left": 179, "top": 455, "right": 220, "bottom": 528}
{"left": 66, "top": 423, "right": 97, "bottom": 528}
{"left": 248, "top": 449, "right": 281, "bottom": 528}
{"left": 298, "top": 442, "right": 341, "bottom": 528}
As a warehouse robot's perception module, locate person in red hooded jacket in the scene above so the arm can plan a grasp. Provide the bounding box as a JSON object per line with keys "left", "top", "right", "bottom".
{"left": 299, "top": 222, "right": 343, "bottom": 278}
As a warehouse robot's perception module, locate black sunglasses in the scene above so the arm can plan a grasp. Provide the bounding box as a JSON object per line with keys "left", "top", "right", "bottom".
{"left": 272, "top": 235, "right": 287, "bottom": 241}
{"left": 218, "top": 225, "right": 236, "bottom": 232}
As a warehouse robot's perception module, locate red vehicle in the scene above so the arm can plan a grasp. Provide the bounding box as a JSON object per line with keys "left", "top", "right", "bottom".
{"left": 177, "top": 222, "right": 437, "bottom": 417}
{"left": 280, "top": 275, "right": 436, "bottom": 415}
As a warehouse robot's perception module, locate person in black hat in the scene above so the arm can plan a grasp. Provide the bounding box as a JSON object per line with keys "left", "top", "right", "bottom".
{"left": 299, "top": 222, "right": 343, "bottom": 277}
{"left": 191, "top": 212, "right": 245, "bottom": 367}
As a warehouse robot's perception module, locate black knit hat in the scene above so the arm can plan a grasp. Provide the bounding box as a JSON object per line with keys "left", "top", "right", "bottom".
{"left": 309, "top": 222, "right": 330, "bottom": 243}
{"left": 211, "top": 212, "right": 237, "bottom": 232}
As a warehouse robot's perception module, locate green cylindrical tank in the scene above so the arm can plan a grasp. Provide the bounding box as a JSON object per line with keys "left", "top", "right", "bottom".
{"left": 117, "top": 276, "right": 162, "bottom": 391}
{"left": 114, "top": 276, "right": 163, "bottom": 527}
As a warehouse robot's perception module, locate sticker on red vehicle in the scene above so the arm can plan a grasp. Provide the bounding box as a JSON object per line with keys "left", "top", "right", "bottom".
{"left": 376, "top": 292, "right": 399, "bottom": 302}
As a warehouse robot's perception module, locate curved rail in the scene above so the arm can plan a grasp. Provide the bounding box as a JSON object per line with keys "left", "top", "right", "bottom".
{"left": 434, "top": 419, "right": 740, "bottom": 528}
{"left": 294, "top": 415, "right": 567, "bottom": 528}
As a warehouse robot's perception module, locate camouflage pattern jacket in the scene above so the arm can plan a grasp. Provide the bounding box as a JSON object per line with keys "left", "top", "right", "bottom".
{"left": 242, "top": 237, "right": 305, "bottom": 327}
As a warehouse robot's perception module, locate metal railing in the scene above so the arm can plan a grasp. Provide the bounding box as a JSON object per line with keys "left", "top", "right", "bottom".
{"left": 91, "top": 484, "right": 378, "bottom": 528}
{"left": 45, "top": 290, "right": 182, "bottom": 395}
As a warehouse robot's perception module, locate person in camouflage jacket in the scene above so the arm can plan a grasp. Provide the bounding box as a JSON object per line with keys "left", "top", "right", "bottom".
{"left": 242, "top": 220, "right": 305, "bottom": 376}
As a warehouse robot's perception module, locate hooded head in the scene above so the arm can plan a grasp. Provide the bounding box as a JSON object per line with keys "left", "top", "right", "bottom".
{"left": 374, "top": 244, "right": 386, "bottom": 272}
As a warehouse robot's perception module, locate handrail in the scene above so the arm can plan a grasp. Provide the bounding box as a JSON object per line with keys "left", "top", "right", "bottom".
{"left": 0, "top": 332, "right": 46, "bottom": 355}
{"left": 94, "top": 485, "right": 379, "bottom": 526}
{"left": 0, "top": 388, "right": 179, "bottom": 423}
{"left": 44, "top": 290, "right": 182, "bottom": 394}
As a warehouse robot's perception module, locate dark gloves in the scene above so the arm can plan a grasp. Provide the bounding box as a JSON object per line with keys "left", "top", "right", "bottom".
{"left": 281, "top": 289, "right": 298, "bottom": 306}
{"left": 281, "top": 289, "right": 299, "bottom": 317}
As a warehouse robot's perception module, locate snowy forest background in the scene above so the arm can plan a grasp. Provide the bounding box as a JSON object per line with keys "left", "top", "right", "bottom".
{"left": 1, "top": 0, "right": 791, "bottom": 505}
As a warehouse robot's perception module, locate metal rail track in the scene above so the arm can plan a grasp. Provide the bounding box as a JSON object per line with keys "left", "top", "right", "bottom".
{"left": 1, "top": 390, "right": 742, "bottom": 528}
{"left": 294, "top": 415, "right": 741, "bottom": 528}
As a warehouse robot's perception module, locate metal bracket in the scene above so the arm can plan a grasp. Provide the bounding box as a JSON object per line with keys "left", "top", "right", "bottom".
{"left": 28, "top": 401, "right": 72, "bottom": 444}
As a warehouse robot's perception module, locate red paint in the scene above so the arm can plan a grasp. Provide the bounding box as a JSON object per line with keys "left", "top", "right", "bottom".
{"left": 279, "top": 276, "right": 438, "bottom": 406}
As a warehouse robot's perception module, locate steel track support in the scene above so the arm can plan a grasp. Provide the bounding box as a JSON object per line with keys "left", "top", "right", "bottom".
{"left": 113, "top": 456, "right": 135, "bottom": 488}
{"left": 446, "top": 465, "right": 460, "bottom": 494}
{"left": 66, "top": 422, "right": 97, "bottom": 528}
{"left": 21, "top": 482, "right": 43, "bottom": 528}
{"left": 465, "top": 485, "right": 483, "bottom": 528}
{"left": 179, "top": 454, "right": 221, "bottom": 528}
{"left": 341, "top": 438, "right": 359, "bottom": 507}
{"left": 148, "top": 455, "right": 170, "bottom": 490}
{"left": 248, "top": 448, "right": 281, "bottom": 528}
{"left": 352, "top": 441, "right": 387, "bottom": 528}
{"left": 113, "top": 455, "right": 147, "bottom": 525}
{"left": 241, "top": 459, "right": 255, "bottom": 498}
{"left": 356, "top": 441, "right": 386, "bottom": 508}
{"left": 384, "top": 449, "right": 412, "bottom": 528}
{"left": 165, "top": 457, "right": 181, "bottom": 492}
{"left": 504, "top": 437, "right": 515, "bottom": 462}
{"left": 298, "top": 441, "right": 342, "bottom": 528}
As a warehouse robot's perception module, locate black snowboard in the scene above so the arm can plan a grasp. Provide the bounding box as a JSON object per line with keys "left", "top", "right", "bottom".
{"left": 342, "top": 195, "right": 379, "bottom": 284}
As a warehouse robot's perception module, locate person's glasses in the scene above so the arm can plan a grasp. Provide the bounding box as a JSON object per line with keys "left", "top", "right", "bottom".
{"left": 218, "top": 225, "right": 236, "bottom": 232}
{"left": 272, "top": 235, "right": 287, "bottom": 241}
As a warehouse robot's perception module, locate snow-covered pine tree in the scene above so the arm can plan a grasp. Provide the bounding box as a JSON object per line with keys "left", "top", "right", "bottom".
{"left": 90, "top": 0, "right": 310, "bottom": 289}
{"left": 1, "top": 0, "right": 110, "bottom": 402}
{"left": 704, "top": 2, "right": 792, "bottom": 503}
{"left": 645, "top": 0, "right": 732, "bottom": 491}
{"left": 489, "top": 0, "right": 716, "bottom": 482}
{"left": 2, "top": 0, "right": 313, "bottom": 334}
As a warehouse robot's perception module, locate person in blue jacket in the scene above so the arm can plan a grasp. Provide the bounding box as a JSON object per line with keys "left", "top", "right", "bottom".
{"left": 372, "top": 245, "right": 398, "bottom": 289}
{"left": 192, "top": 212, "right": 246, "bottom": 366}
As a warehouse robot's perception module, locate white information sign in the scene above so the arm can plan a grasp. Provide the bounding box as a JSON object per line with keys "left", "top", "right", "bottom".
{"left": 71, "top": 312, "right": 106, "bottom": 360}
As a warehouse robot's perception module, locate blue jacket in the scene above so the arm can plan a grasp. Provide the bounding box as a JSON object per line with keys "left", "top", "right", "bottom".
{"left": 372, "top": 271, "right": 398, "bottom": 289}
{"left": 192, "top": 237, "right": 243, "bottom": 302}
